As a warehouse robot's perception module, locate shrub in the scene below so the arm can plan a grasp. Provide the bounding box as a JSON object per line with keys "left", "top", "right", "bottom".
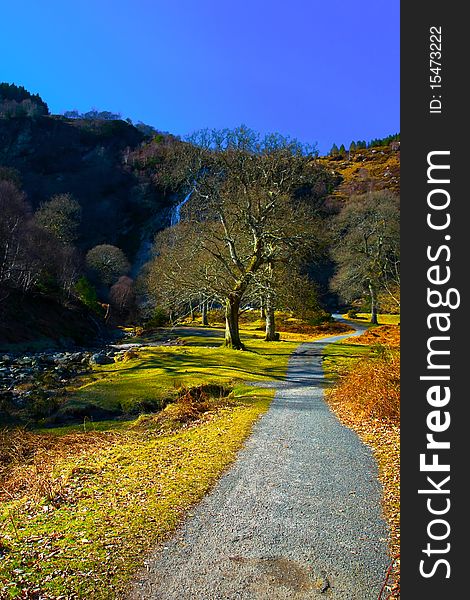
{"left": 132, "top": 384, "right": 233, "bottom": 432}
{"left": 207, "top": 308, "right": 225, "bottom": 324}
{"left": 74, "top": 276, "right": 102, "bottom": 314}
{"left": 27, "top": 391, "right": 62, "bottom": 420}
{"left": 328, "top": 349, "right": 400, "bottom": 423}
{"left": 306, "top": 309, "right": 333, "bottom": 325}
{"left": 146, "top": 306, "right": 169, "bottom": 327}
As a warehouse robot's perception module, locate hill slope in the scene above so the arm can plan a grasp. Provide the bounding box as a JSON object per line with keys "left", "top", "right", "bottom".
{"left": 0, "top": 115, "right": 172, "bottom": 259}
{"left": 318, "top": 144, "right": 400, "bottom": 203}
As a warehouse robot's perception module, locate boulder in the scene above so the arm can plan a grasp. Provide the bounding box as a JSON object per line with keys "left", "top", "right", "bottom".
{"left": 90, "top": 353, "right": 114, "bottom": 365}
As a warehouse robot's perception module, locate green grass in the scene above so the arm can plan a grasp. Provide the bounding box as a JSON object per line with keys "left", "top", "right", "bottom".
{"left": 36, "top": 419, "right": 134, "bottom": 436}
{"left": 322, "top": 340, "right": 372, "bottom": 380}
{"left": 342, "top": 312, "right": 400, "bottom": 326}
{"left": 1, "top": 394, "right": 272, "bottom": 598}
{"left": 1, "top": 328, "right": 302, "bottom": 598}
{"left": 65, "top": 328, "right": 296, "bottom": 416}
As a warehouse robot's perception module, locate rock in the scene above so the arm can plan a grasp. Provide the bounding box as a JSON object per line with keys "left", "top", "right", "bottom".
{"left": 17, "top": 357, "right": 33, "bottom": 366}
{"left": 90, "top": 353, "right": 114, "bottom": 365}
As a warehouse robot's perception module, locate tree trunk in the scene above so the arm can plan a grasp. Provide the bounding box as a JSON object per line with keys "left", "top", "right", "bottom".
{"left": 189, "top": 301, "right": 194, "bottom": 321}
{"left": 369, "top": 283, "right": 379, "bottom": 324}
{"left": 260, "top": 298, "right": 265, "bottom": 319}
{"left": 264, "top": 294, "right": 279, "bottom": 341}
{"left": 201, "top": 301, "right": 208, "bottom": 326}
{"left": 225, "top": 295, "right": 244, "bottom": 349}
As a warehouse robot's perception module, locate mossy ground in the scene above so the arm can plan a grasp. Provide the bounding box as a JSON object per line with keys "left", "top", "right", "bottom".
{"left": 65, "top": 328, "right": 295, "bottom": 416}
{"left": 1, "top": 326, "right": 313, "bottom": 599}
{"left": 1, "top": 396, "right": 271, "bottom": 599}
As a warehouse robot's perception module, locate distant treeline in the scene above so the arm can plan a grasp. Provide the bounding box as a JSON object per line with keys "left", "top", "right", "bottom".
{"left": 62, "top": 109, "right": 161, "bottom": 138}
{"left": 328, "top": 133, "right": 400, "bottom": 156}
{"left": 0, "top": 83, "right": 49, "bottom": 118}
{"left": 0, "top": 83, "right": 162, "bottom": 140}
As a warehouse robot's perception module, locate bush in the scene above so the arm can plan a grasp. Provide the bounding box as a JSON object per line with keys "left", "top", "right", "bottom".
{"left": 74, "top": 276, "right": 102, "bottom": 314}
{"left": 26, "top": 390, "right": 62, "bottom": 420}
{"left": 120, "top": 396, "right": 167, "bottom": 415}
{"left": 239, "top": 309, "right": 262, "bottom": 323}
{"left": 306, "top": 309, "right": 333, "bottom": 325}
{"left": 207, "top": 308, "right": 225, "bottom": 324}
{"left": 131, "top": 385, "right": 233, "bottom": 432}
{"left": 329, "top": 349, "right": 400, "bottom": 423}
{"left": 347, "top": 308, "right": 358, "bottom": 319}
{"left": 146, "top": 307, "right": 169, "bottom": 327}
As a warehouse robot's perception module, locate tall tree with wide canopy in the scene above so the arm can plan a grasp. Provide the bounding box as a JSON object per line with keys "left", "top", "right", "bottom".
{"left": 147, "top": 127, "right": 334, "bottom": 348}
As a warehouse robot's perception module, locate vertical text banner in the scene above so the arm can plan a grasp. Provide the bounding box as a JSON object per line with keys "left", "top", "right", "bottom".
{"left": 401, "top": 2, "right": 466, "bottom": 597}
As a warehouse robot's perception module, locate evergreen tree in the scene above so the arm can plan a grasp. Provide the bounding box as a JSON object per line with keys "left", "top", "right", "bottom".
{"left": 0, "top": 82, "right": 49, "bottom": 115}
{"left": 329, "top": 143, "right": 339, "bottom": 156}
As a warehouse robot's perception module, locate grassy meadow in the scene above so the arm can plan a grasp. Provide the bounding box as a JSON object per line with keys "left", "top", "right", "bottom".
{"left": 1, "top": 323, "right": 336, "bottom": 599}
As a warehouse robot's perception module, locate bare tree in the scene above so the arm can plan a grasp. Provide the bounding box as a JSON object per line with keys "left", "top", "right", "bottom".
{"left": 0, "top": 181, "right": 81, "bottom": 300}
{"left": 0, "top": 181, "right": 31, "bottom": 292}
{"left": 331, "top": 191, "right": 400, "bottom": 323}
{"left": 146, "top": 127, "right": 332, "bottom": 348}
{"left": 109, "top": 275, "right": 137, "bottom": 321}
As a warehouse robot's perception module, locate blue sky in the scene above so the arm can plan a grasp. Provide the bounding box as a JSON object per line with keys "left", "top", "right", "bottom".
{"left": 1, "top": 0, "right": 399, "bottom": 154}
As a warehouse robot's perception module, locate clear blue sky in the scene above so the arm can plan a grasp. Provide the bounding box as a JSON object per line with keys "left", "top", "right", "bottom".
{"left": 1, "top": 0, "right": 399, "bottom": 154}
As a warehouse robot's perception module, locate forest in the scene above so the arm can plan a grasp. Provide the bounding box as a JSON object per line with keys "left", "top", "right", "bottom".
{"left": 0, "top": 84, "right": 400, "bottom": 351}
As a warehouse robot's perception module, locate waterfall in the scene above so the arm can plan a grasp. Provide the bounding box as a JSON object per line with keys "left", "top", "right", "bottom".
{"left": 170, "top": 190, "right": 192, "bottom": 226}
{"left": 130, "top": 238, "right": 154, "bottom": 278}
{"left": 130, "top": 191, "right": 193, "bottom": 279}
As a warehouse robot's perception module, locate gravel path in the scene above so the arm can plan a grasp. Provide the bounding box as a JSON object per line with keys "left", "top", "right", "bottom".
{"left": 130, "top": 322, "right": 390, "bottom": 599}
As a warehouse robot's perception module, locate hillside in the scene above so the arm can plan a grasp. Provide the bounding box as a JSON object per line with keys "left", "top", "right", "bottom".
{"left": 0, "top": 87, "right": 400, "bottom": 348}
{"left": 0, "top": 101, "right": 181, "bottom": 348}
{"left": 0, "top": 115, "right": 173, "bottom": 259}
{"left": 318, "top": 143, "right": 400, "bottom": 204}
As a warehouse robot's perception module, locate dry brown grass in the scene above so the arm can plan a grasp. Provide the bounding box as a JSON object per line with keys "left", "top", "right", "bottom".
{"left": 1, "top": 385, "right": 234, "bottom": 505}
{"left": 276, "top": 320, "right": 352, "bottom": 336}
{"left": 348, "top": 324, "right": 400, "bottom": 348}
{"left": 0, "top": 428, "right": 109, "bottom": 504}
{"left": 132, "top": 384, "right": 235, "bottom": 432}
{"left": 328, "top": 351, "right": 399, "bottom": 423}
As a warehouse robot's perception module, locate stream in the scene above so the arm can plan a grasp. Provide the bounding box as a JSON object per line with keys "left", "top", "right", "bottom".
{"left": 0, "top": 331, "right": 185, "bottom": 424}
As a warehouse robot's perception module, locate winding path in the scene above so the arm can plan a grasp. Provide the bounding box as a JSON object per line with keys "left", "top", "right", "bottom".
{"left": 130, "top": 321, "right": 389, "bottom": 599}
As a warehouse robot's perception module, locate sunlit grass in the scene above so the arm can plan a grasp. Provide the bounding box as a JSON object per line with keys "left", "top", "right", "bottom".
{"left": 343, "top": 312, "right": 400, "bottom": 325}
{"left": 66, "top": 329, "right": 298, "bottom": 415}
{"left": 0, "top": 392, "right": 272, "bottom": 598}
{"left": 0, "top": 328, "right": 299, "bottom": 598}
